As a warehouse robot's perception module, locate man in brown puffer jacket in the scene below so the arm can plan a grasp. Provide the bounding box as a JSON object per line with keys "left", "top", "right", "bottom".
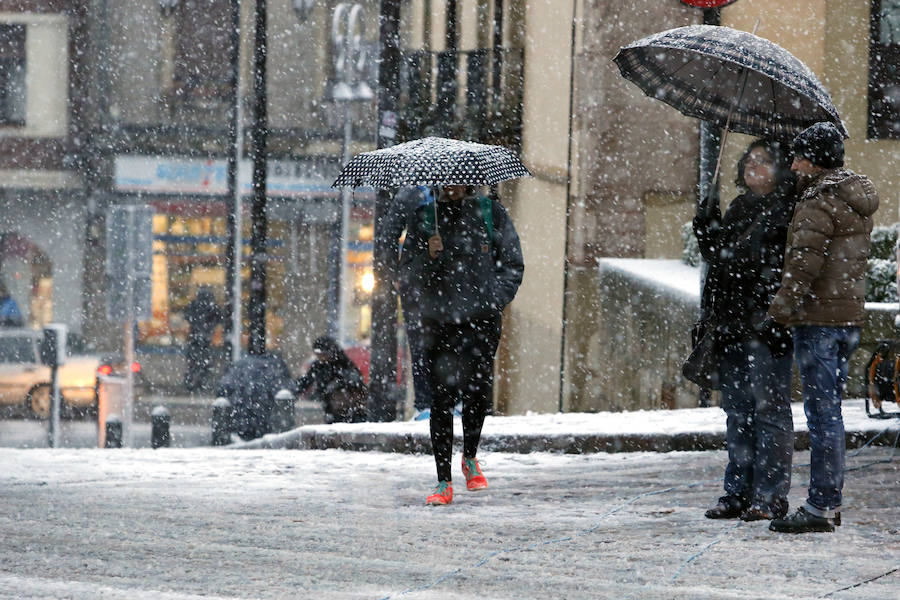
{"left": 766, "top": 122, "right": 879, "bottom": 534}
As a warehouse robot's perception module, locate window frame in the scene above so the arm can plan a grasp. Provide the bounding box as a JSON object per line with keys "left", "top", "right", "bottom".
{"left": 0, "top": 23, "right": 27, "bottom": 128}
{"left": 868, "top": 0, "right": 900, "bottom": 139}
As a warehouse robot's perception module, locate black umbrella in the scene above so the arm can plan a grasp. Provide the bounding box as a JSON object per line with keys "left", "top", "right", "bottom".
{"left": 613, "top": 24, "right": 848, "bottom": 141}
{"left": 331, "top": 136, "right": 531, "bottom": 189}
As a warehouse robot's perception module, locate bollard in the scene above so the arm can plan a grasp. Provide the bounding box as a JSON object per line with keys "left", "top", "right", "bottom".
{"left": 105, "top": 415, "right": 123, "bottom": 448}
{"left": 271, "top": 389, "right": 296, "bottom": 433}
{"left": 151, "top": 405, "right": 171, "bottom": 449}
{"left": 211, "top": 397, "right": 231, "bottom": 446}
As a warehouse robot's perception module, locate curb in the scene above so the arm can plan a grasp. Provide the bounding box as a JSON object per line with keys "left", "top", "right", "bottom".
{"left": 229, "top": 426, "right": 891, "bottom": 454}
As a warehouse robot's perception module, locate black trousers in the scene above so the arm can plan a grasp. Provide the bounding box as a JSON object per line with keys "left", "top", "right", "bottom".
{"left": 422, "top": 315, "right": 502, "bottom": 483}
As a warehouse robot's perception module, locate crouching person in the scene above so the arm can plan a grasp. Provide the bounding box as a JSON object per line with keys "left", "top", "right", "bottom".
{"left": 296, "top": 336, "right": 368, "bottom": 424}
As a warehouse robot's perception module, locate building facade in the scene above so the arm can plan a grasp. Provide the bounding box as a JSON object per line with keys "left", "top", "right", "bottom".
{"left": 3, "top": 0, "right": 895, "bottom": 412}
{"left": 0, "top": 1, "right": 90, "bottom": 344}
{"left": 90, "top": 0, "right": 382, "bottom": 388}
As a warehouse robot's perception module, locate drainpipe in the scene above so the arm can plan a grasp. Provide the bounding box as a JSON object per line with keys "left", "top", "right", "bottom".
{"left": 558, "top": 0, "right": 579, "bottom": 413}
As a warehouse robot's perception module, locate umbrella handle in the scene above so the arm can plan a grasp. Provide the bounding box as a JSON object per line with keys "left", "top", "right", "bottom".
{"left": 433, "top": 198, "right": 439, "bottom": 237}
{"left": 709, "top": 19, "right": 760, "bottom": 197}
{"left": 710, "top": 115, "right": 732, "bottom": 188}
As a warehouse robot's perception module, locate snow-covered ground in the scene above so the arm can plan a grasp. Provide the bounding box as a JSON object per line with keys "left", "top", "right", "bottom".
{"left": 2, "top": 444, "right": 899, "bottom": 599}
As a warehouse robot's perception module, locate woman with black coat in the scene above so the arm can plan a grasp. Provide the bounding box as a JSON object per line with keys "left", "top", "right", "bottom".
{"left": 695, "top": 139, "right": 797, "bottom": 522}
{"left": 397, "top": 184, "right": 524, "bottom": 506}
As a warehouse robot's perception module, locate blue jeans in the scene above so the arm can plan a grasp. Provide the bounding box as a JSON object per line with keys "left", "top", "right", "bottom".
{"left": 792, "top": 325, "right": 860, "bottom": 514}
{"left": 719, "top": 338, "right": 794, "bottom": 506}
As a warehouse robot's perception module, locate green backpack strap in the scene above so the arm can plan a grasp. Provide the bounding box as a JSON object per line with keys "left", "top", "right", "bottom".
{"left": 478, "top": 196, "right": 494, "bottom": 241}
{"left": 422, "top": 202, "right": 435, "bottom": 235}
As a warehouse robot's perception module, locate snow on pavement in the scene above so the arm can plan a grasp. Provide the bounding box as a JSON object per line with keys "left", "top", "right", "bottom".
{"left": 2, "top": 445, "right": 900, "bottom": 599}
{"left": 245, "top": 399, "right": 890, "bottom": 449}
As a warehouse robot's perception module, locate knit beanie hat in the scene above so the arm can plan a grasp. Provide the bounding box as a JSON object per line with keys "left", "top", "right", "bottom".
{"left": 792, "top": 122, "right": 844, "bottom": 169}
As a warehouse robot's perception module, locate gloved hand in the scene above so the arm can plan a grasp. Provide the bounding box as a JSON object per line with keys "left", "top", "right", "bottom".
{"left": 428, "top": 234, "right": 444, "bottom": 259}
{"left": 766, "top": 291, "right": 794, "bottom": 326}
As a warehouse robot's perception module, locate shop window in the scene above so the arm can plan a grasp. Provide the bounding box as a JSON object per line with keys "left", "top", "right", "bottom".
{"left": 0, "top": 232, "right": 51, "bottom": 328}
{"left": 138, "top": 206, "right": 288, "bottom": 350}
{"left": 0, "top": 24, "right": 26, "bottom": 126}
{"left": 869, "top": 0, "right": 900, "bottom": 138}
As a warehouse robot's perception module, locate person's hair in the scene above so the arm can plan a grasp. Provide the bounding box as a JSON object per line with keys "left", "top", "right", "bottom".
{"left": 734, "top": 139, "right": 795, "bottom": 193}
{"left": 312, "top": 335, "right": 344, "bottom": 361}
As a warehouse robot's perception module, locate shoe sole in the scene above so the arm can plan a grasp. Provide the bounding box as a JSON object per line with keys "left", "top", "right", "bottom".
{"left": 705, "top": 511, "right": 742, "bottom": 519}
{"left": 769, "top": 525, "right": 834, "bottom": 533}
{"left": 466, "top": 483, "right": 488, "bottom": 491}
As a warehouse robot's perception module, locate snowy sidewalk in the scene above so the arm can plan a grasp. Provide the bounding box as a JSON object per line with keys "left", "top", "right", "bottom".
{"left": 235, "top": 398, "right": 899, "bottom": 454}
{"left": 2, "top": 446, "right": 899, "bottom": 599}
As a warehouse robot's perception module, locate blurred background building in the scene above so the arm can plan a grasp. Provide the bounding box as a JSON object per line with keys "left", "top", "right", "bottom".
{"left": 0, "top": 0, "right": 896, "bottom": 413}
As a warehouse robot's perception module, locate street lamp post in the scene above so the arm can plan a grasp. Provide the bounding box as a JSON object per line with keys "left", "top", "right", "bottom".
{"left": 370, "top": 0, "right": 402, "bottom": 421}
{"left": 247, "top": 0, "right": 269, "bottom": 356}
{"left": 331, "top": 3, "right": 373, "bottom": 345}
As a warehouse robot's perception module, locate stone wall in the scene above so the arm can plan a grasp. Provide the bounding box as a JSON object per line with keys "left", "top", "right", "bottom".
{"left": 563, "top": 259, "right": 900, "bottom": 412}
{"left": 564, "top": 259, "right": 702, "bottom": 412}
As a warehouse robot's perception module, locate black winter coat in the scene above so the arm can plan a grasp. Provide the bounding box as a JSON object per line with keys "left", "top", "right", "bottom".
{"left": 296, "top": 357, "right": 367, "bottom": 410}
{"left": 694, "top": 187, "right": 795, "bottom": 355}
{"left": 398, "top": 196, "right": 524, "bottom": 324}
{"left": 183, "top": 291, "right": 223, "bottom": 344}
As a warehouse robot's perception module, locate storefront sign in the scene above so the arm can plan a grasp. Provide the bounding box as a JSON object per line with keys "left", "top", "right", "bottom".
{"left": 680, "top": 0, "right": 737, "bottom": 8}
{"left": 114, "top": 155, "right": 339, "bottom": 197}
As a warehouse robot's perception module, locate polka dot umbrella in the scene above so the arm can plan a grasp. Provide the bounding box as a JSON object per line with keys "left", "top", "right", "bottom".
{"left": 331, "top": 136, "right": 532, "bottom": 189}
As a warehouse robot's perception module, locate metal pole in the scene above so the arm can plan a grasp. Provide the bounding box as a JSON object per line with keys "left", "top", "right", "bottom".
{"left": 492, "top": 0, "right": 503, "bottom": 101}
{"left": 370, "top": 0, "right": 402, "bottom": 421}
{"left": 248, "top": 0, "right": 268, "bottom": 356}
{"left": 697, "top": 7, "right": 721, "bottom": 408}
{"left": 337, "top": 105, "right": 352, "bottom": 344}
{"left": 225, "top": 0, "right": 244, "bottom": 363}
{"left": 48, "top": 365, "right": 60, "bottom": 448}
{"left": 124, "top": 208, "right": 136, "bottom": 446}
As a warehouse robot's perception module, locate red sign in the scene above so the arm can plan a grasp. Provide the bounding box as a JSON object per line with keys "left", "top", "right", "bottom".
{"left": 680, "top": 0, "right": 738, "bottom": 7}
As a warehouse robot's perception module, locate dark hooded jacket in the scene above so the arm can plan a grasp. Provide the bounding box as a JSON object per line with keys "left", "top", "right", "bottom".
{"left": 767, "top": 168, "right": 879, "bottom": 327}
{"left": 695, "top": 185, "right": 796, "bottom": 353}
{"left": 183, "top": 289, "right": 223, "bottom": 344}
{"left": 296, "top": 337, "right": 367, "bottom": 422}
{"left": 397, "top": 195, "right": 524, "bottom": 324}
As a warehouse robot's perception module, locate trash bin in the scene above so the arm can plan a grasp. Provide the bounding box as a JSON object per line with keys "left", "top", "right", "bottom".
{"left": 97, "top": 374, "right": 126, "bottom": 448}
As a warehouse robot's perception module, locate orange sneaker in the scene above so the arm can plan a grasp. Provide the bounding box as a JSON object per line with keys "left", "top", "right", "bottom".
{"left": 461, "top": 457, "right": 488, "bottom": 491}
{"left": 426, "top": 481, "right": 453, "bottom": 505}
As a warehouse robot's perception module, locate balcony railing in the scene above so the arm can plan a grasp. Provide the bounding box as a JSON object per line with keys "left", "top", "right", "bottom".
{"left": 398, "top": 46, "right": 524, "bottom": 148}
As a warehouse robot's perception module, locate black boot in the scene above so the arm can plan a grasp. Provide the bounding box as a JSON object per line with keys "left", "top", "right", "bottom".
{"left": 704, "top": 495, "right": 746, "bottom": 519}
{"left": 740, "top": 498, "right": 789, "bottom": 522}
{"left": 769, "top": 507, "right": 837, "bottom": 533}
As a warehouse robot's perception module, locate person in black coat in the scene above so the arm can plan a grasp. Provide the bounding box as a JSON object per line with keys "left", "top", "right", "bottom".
{"left": 296, "top": 336, "right": 368, "bottom": 424}
{"left": 182, "top": 287, "right": 224, "bottom": 393}
{"left": 397, "top": 184, "right": 524, "bottom": 506}
{"left": 695, "top": 139, "right": 797, "bottom": 522}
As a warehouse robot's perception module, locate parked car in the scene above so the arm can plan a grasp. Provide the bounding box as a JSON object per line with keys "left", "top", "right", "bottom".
{"left": 0, "top": 329, "right": 143, "bottom": 418}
